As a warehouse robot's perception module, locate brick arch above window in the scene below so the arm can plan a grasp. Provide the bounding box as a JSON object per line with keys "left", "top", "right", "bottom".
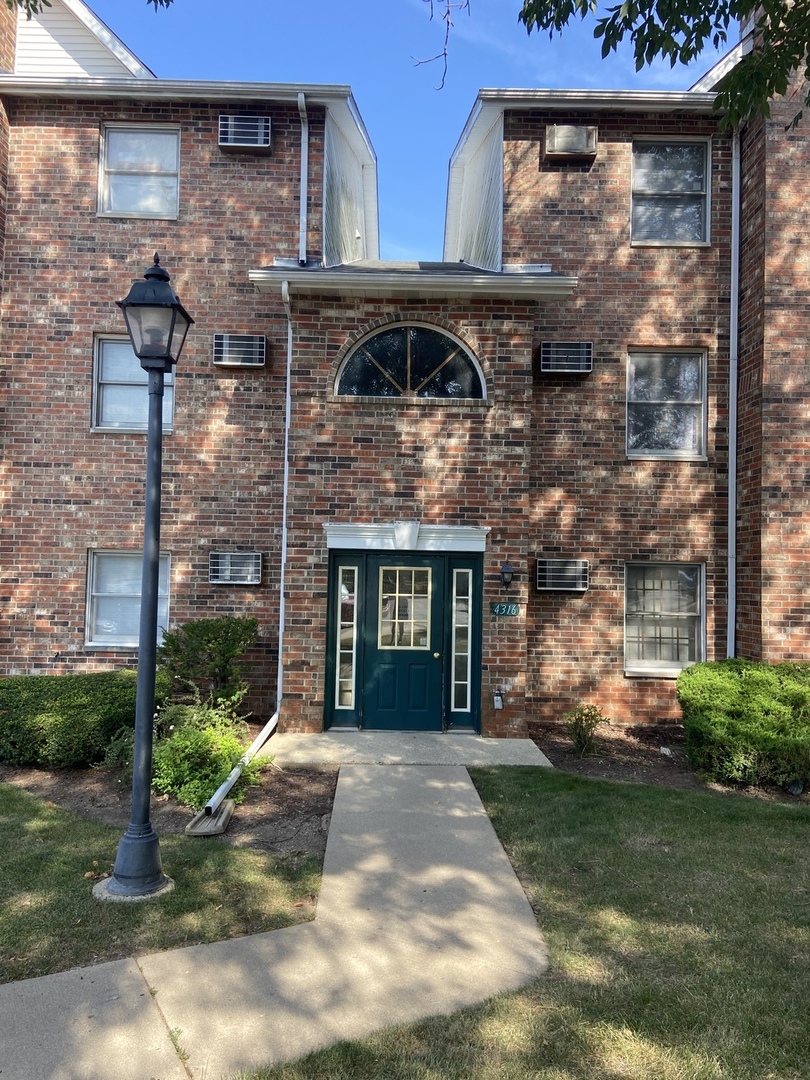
{"left": 334, "top": 321, "right": 486, "bottom": 400}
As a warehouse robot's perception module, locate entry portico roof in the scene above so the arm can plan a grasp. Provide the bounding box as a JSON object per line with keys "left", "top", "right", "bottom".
{"left": 249, "top": 260, "right": 578, "bottom": 300}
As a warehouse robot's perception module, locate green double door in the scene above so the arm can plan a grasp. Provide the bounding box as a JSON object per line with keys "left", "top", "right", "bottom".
{"left": 326, "top": 552, "right": 482, "bottom": 732}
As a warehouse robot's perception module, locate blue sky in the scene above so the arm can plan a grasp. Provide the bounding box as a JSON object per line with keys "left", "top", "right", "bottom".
{"left": 88, "top": 0, "right": 727, "bottom": 260}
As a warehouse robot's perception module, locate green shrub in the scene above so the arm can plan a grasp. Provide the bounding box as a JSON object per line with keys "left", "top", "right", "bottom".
{"left": 157, "top": 616, "right": 258, "bottom": 701}
{"left": 0, "top": 670, "right": 168, "bottom": 768}
{"left": 152, "top": 723, "right": 260, "bottom": 810}
{"left": 677, "top": 659, "right": 810, "bottom": 787}
{"left": 563, "top": 702, "right": 610, "bottom": 757}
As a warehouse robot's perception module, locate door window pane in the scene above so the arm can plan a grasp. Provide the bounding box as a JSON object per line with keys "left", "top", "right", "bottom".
{"left": 378, "top": 566, "right": 431, "bottom": 649}
{"left": 335, "top": 567, "right": 358, "bottom": 709}
{"left": 452, "top": 569, "right": 472, "bottom": 712}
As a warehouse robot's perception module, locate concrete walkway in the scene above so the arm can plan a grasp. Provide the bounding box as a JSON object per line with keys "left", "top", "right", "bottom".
{"left": 0, "top": 736, "right": 551, "bottom": 1080}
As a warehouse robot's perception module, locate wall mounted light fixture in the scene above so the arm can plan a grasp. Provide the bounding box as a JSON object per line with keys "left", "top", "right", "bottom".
{"left": 500, "top": 561, "right": 515, "bottom": 588}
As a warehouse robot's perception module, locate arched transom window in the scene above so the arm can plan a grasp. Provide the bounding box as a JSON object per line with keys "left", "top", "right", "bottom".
{"left": 336, "top": 324, "right": 484, "bottom": 399}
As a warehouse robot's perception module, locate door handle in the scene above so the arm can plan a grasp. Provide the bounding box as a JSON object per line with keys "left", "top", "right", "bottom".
{"left": 433, "top": 652, "right": 441, "bottom": 659}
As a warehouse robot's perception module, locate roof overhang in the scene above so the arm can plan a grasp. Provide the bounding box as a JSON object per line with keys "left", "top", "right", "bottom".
{"left": 0, "top": 76, "right": 376, "bottom": 174}
{"left": 249, "top": 262, "right": 577, "bottom": 301}
{"left": 445, "top": 86, "right": 723, "bottom": 266}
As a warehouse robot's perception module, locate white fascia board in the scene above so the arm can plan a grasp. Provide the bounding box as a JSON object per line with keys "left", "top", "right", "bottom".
{"left": 690, "top": 34, "right": 754, "bottom": 93}
{"left": 60, "top": 0, "right": 155, "bottom": 78}
{"left": 0, "top": 75, "right": 358, "bottom": 106}
{"left": 249, "top": 267, "right": 577, "bottom": 301}
{"left": 476, "top": 87, "right": 721, "bottom": 113}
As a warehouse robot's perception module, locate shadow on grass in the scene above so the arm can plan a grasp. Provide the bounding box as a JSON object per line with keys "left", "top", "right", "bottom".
{"left": 241, "top": 769, "right": 810, "bottom": 1080}
{"left": 0, "top": 784, "right": 321, "bottom": 984}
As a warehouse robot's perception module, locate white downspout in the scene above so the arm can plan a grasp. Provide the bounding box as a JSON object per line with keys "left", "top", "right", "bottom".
{"left": 298, "top": 93, "right": 309, "bottom": 266}
{"left": 278, "top": 279, "right": 293, "bottom": 699}
{"left": 727, "top": 128, "right": 741, "bottom": 657}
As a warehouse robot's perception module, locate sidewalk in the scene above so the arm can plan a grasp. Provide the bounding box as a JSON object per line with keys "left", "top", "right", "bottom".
{"left": 0, "top": 736, "right": 551, "bottom": 1080}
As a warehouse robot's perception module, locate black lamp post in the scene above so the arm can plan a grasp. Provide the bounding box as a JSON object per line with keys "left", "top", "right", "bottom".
{"left": 95, "top": 255, "right": 194, "bottom": 902}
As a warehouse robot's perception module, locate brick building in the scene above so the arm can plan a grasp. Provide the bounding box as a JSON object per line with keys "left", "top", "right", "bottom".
{"left": 1, "top": 2, "right": 807, "bottom": 736}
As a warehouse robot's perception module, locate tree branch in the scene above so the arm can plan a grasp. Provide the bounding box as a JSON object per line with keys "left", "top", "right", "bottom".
{"left": 413, "top": 0, "right": 471, "bottom": 90}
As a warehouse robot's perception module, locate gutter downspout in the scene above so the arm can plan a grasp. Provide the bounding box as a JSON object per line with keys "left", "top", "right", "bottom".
{"left": 298, "top": 93, "right": 309, "bottom": 266}
{"left": 201, "top": 282, "right": 293, "bottom": 819}
{"left": 278, "top": 279, "right": 293, "bottom": 701}
{"left": 727, "top": 128, "right": 741, "bottom": 657}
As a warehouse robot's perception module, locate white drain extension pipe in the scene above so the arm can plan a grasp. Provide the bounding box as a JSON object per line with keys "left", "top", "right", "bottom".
{"left": 203, "top": 709, "right": 279, "bottom": 816}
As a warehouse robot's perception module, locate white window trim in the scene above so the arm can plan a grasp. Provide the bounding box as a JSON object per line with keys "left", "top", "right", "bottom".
{"left": 623, "top": 562, "right": 705, "bottom": 677}
{"left": 98, "top": 122, "right": 181, "bottom": 220}
{"left": 630, "top": 137, "right": 711, "bottom": 247}
{"left": 625, "top": 348, "right": 707, "bottom": 461}
{"left": 85, "top": 550, "right": 171, "bottom": 649}
{"left": 92, "top": 335, "right": 174, "bottom": 433}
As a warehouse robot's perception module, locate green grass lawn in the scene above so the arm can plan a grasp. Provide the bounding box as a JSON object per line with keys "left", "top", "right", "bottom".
{"left": 0, "top": 783, "right": 321, "bottom": 983}
{"left": 240, "top": 768, "right": 810, "bottom": 1080}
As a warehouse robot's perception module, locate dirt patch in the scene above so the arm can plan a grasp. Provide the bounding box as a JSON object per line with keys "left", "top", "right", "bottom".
{"left": 528, "top": 720, "right": 810, "bottom": 806}
{"left": 2, "top": 722, "right": 806, "bottom": 847}
{"left": 0, "top": 761, "right": 338, "bottom": 857}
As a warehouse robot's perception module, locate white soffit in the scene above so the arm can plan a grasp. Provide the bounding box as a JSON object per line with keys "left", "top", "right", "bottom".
{"left": 15, "top": 0, "right": 154, "bottom": 79}
{"left": 324, "top": 523, "right": 491, "bottom": 552}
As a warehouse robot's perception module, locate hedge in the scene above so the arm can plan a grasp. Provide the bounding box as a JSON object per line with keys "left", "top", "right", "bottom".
{"left": 677, "top": 659, "right": 810, "bottom": 787}
{"left": 0, "top": 670, "right": 169, "bottom": 768}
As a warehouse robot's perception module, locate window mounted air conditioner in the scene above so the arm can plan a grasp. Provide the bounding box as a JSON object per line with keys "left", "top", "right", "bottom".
{"left": 539, "top": 342, "right": 593, "bottom": 374}
{"left": 209, "top": 551, "right": 263, "bottom": 585}
{"left": 213, "top": 334, "right": 267, "bottom": 368}
{"left": 536, "top": 559, "right": 590, "bottom": 592}
{"left": 218, "top": 115, "right": 272, "bottom": 151}
{"left": 544, "top": 125, "right": 598, "bottom": 158}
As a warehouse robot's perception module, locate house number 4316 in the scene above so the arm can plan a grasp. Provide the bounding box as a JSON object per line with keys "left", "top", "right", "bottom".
{"left": 490, "top": 602, "right": 520, "bottom": 617}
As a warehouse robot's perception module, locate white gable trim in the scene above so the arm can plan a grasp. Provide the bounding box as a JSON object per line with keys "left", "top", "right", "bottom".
{"left": 60, "top": 0, "right": 154, "bottom": 77}
{"left": 324, "top": 523, "right": 490, "bottom": 552}
{"left": 17, "top": 0, "right": 155, "bottom": 79}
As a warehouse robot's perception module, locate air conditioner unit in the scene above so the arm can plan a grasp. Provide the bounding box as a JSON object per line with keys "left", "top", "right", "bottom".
{"left": 539, "top": 342, "right": 593, "bottom": 374}
{"left": 213, "top": 334, "right": 266, "bottom": 368}
{"left": 209, "top": 551, "right": 262, "bottom": 585}
{"left": 536, "top": 559, "right": 590, "bottom": 592}
{"left": 545, "top": 124, "right": 598, "bottom": 158}
{"left": 218, "top": 114, "right": 272, "bottom": 151}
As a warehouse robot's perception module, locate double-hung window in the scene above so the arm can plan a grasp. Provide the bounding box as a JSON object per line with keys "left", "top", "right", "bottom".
{"left": 625, "top": 563, "right": 704, "bottom": 675}
{"left": 93, "top": 337, "right": 174, "bottom": 432}
{"left": 627, "top": 350, "right": 706, "bottom": 459}
{"left": 86, "top": 551, "right": 170, "bottom": 648}
{"left": 632, "top": 141, "right": 709, "bottom": 244}
{"left": 99, "top": 125, "right": 180, "bottom": 218}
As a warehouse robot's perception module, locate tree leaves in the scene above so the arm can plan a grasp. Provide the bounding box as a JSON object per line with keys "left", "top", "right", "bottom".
{"left": 519, "top": 0, "right": 810, "bottom": 127}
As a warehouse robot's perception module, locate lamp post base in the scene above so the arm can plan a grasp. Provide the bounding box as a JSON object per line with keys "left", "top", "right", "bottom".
{"left": 93, "top": 824, "right": 174, "bottom": 902}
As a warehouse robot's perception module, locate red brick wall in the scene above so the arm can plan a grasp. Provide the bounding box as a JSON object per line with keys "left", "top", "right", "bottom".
{"left": 0, "top": 96, "right": 321, "bottom": 713}
{"left": 736, "top": 114, "right": 766, "bottom": 657}
{"left": 737, "top": 90, "right": 810, "bottom": 661}
{"left": 503, "top": 110, "right": 732, "bottom": 724}
{"left": 0, "top": 4, "right": 15, "bottom": 74}
{"left": 278, "top": 302, "right": 536, "bottom": 733}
